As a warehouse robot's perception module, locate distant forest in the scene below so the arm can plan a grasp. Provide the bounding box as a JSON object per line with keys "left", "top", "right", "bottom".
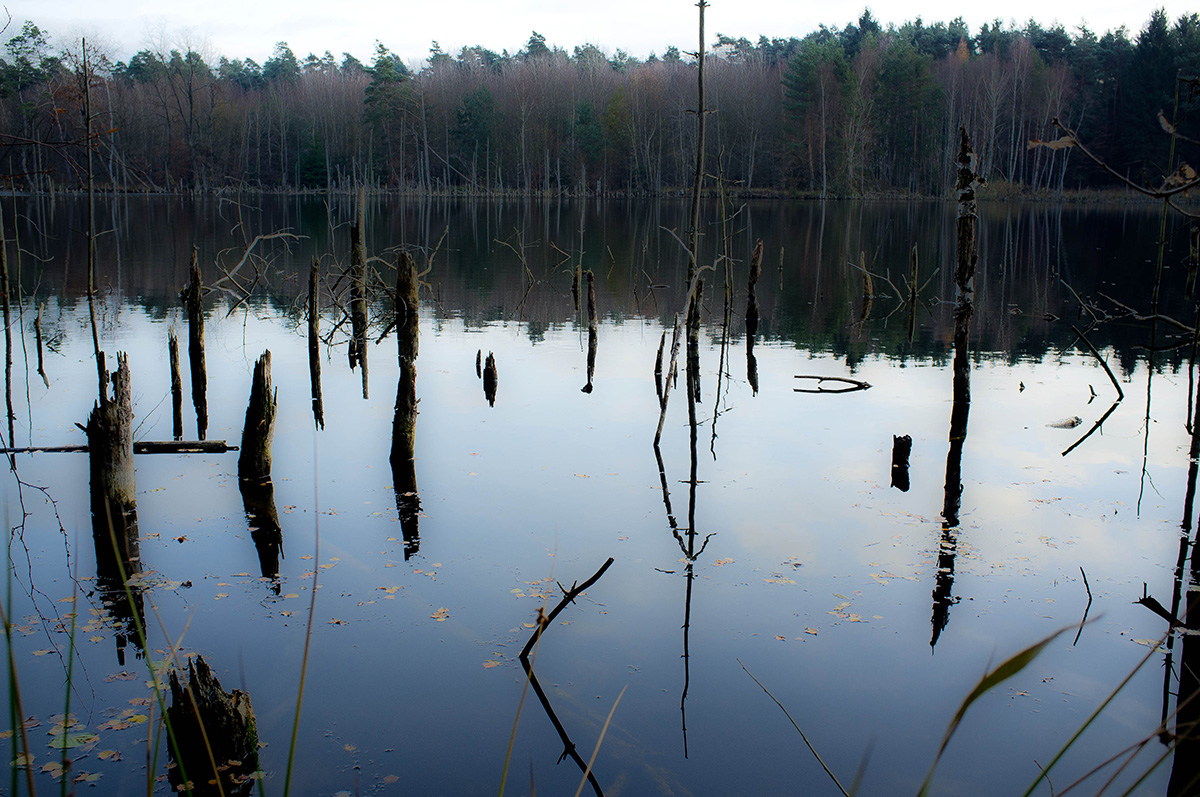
{"left": 1, "top": 9, "right": 1197, "bottom": 197}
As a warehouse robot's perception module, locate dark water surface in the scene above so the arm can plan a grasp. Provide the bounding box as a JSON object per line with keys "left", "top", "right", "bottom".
{"left": 2, "top": 196, "right": 1198, "bottom": 795}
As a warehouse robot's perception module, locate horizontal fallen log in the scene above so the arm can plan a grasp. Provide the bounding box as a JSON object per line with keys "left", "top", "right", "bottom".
{"left": 793, "top": 375, "right": 872, "bottom": 394}
{"left": 1, "top": 440, "right": 237, "bottom": 455}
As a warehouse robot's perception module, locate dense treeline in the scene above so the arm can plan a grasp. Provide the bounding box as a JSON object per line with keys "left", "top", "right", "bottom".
{"left": 0, "top": 9, "right": 1196, "bottom": 197}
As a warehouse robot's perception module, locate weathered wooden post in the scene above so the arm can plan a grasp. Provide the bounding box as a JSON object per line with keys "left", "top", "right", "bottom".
{"left": 308, "top": 257, "right": 324, "bottom": 429}
{"left": 348, "top": 190, "right": 369, "bottom": 399}
{"left": 168, "top": 327, "right": 183, "bottom": 440}
{"left": 167, "top": 656, "right": 259, "bottom": 797}
{"left": 391, "top": 251, "right": 421, "bottom": 559}
{"left": 182, "top": 248, "right": 208, "bottom": 439}
{"left": 238, "top": 351, "right": 276, "bottom": 482}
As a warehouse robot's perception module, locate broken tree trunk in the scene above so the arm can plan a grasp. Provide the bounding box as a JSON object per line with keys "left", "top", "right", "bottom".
{"left": 182, "top": 248, "right": 208, "bottom": 440}
{"left": 169, "top": 327, "right": 183, "bottom": 440}
{"left": 238, "top": 351, "right": 276, "bottom": 482}
{"left": 686, "top": 278, "right": 703, "bottom": 403}
{"left": 891, "top": 434, "right": 912, "bottom": 492}
{"left": 87, "top": 351, "right": 143, "bottom": 662}
{"left": 167, "top": 656, "right": 259, "bottom": 797}
{"left": 348, "top": 190, "right": 369, "bottom": 399}
{"left": 309, "top": 256, "right": 324, "bottom": 429}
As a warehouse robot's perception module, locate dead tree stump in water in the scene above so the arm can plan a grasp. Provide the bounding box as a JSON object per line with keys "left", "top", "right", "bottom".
{"left": 348, "top": 192, "right": 369, "bottom": 398}
{"left": 308, "top": 257, "right": 324, "bottom": 429}
{"left": 483, "top": 352, "right": 497, "bottom": 407}
{"left": 238, "top": 351, "right": 276, "bottom": 482}
{"left": 34, "top": 302, "right": 47, "bottom": 387}
{"left": 891, "top": 434, "right": 912, "bottom": 492}
{"left": 686, "top": 278, "right": 703, "bottom": 403}
{"left": 87, "top": 352, "right": 143, "bottom": 660}
{"left": 745, "top": 238, "right": 762, "bottom": 338}
{"left": 167, "top": 656, "right": 259, "bottom": 796}
{"left": 583, "top": 270, "right": 597, "bottom": 393}
{"left": 182, "top": 249, "right": 208, "bottom": 439}
{"left": 168, "top": 327, "right": 183, "bottom": 440}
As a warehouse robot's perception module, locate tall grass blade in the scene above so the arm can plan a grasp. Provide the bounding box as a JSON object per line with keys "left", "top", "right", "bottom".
{"left": 573, "top": 684, "right": 627, "bottom": 797}
{"left": 1021, "top": 630, "right": 1162, "bottom": 797}
{"left": 739, "top": 659, "right": 850, "bottom": 797}
{"left": 919, "top": 625, "right": 1071, "bottom": 797}
{"left": 284, "top": 438, "right": 321, "bottom": 796}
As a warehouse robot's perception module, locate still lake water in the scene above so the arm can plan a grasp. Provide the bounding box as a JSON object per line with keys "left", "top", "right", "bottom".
{"left": 2, "top": 196, "right": 1199, "bottom": 795}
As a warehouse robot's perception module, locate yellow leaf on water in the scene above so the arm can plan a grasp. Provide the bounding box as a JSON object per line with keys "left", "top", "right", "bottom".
{"left": 713, "top": 559, "right": 735, "bottom": 566}
{"left": 804, "top": 627, "right": 819, "bottom": 635}
{"left": 344, "top": 744, "right": 356, "bottom": 752}
{"left": 31, "top": 649, "right": 52, "bottom": 656}
{"left": 98, "top": 749, "right": 121, "bottom": 761}
{"left": 431, "top": 607, "right": 450, "bottom": 622}
{"left": 774, "top": 635, "right": 786, "bottom": 641}
{"left": 383, "top": 774, "right": 400, "bottom": 784}
{"left": 300, "top": 555, "right": 313, "bottom": 560}
{"left": 482, "top": 661, "right": 502, "bottom": 669}
{"left": 283, "top": 594, "right": 300, "bottom": 600}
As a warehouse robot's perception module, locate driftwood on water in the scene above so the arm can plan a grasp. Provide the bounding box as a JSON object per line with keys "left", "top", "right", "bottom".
{"left": 792, "top": 375, "right": 872, "bottom": 394}
{"left": 167, "top": 656, "right": 259, "bottom": 796}
{"left": 2, "top": 440, "right": 235, "bottom": 454}
{"left": 182, "top": 248, "right": 208, "bottom": 440}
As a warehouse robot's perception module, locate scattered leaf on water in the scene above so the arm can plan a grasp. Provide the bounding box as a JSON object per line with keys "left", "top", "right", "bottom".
{"left": 74, "top": 772, "right": 102, "bottom": 783}
{"left": 98, "top": 749, "right": 121, "bottom": 761}
{"left": 31, "top": 649, "right": 52, "bottom": 657}
{"left": 300, "top": 555, "right": 314, "bottom": 560}
{"left": 283, "top": 593, "right": 300, "bottom": 600}
{"left": 105, "top": 671, "right": 136, "bottom": 682}
{"left": 774, "top": 635, "right": 786, "bottom": 641}
{"left": 713, "top": 559, "right": 735, "bottom": 566}
{"left": 12, "top": 752, "right": 33, "bottom": 767}
{"left": 48, "top": 731, "right": 99, "bottom": 749}
{"left": 344, "top": 744, "right": 356, "bottom": 752}
{"left": 0, "top": 730, "right": 10, "bottom": 739}
{"left": 431, "top": 608, "right": 450, "bottom": 622}
{"left": 804, "top": 627, "right": 819, "bottom": 635}
{"left": 215, "top": 594, "right": 229, "bottom": 600}
{"left": 482, "top": 661, "right": 502, "bottom": 669}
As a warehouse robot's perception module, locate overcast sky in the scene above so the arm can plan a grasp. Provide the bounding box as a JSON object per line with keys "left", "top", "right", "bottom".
{"left": 9, "top": 0, "right": 1192, "bottom": 68}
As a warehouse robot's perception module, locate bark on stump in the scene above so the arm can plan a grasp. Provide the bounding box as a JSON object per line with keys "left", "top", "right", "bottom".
{"left": 167, "top": 656, "right": 259, "bottom": 796}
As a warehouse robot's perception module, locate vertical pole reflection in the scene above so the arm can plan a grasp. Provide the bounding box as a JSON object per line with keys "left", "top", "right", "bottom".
{"left": 932, "top": 129, "right": 980, "bottom": 652}
{"left": 391, "top": 252, "right": 421, "bottom": 559}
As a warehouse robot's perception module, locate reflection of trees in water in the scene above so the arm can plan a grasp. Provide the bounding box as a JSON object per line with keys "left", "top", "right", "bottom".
{"left": 11, "top": 196, "right": 1184, "bottom": 373}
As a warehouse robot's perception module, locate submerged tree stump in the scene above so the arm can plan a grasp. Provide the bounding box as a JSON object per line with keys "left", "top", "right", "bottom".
{"left": 238, "top": 351, "right": 276, "bottom": 482}
{"left": 167, "top": 656, "right": 259, "bottom": 796}
{"left": 182, "top": 249, "right": 208, "bottom": 439}
{"left": 891, "top": 434, "right": 912, "bottom": 492}
{"left": 583, "top": 270, "right": 597, "bottom": 393}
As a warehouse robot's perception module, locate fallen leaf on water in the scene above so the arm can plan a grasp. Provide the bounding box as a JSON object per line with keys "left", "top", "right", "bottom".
{"left": 713, "top": 559, "right": 735, "bottom": 566}
{"left": 774, "top": 635, "right": 786, "bottom": 641}
{"left": 804, "top": 627, "right": 819, "bottom": 635}
{"left": 98, "top": 749, "right": 121, "bottom": 761}
{"left": 48, "top": 731, "right": 99, "bottom": 749}
{"left": 431, "top": 608, "right": 450, "bottom": 622}
{"left": 0, "top": 730, "right": 10, "bottom": 739}
{"left": 300, "top": 555, "right": 314, "bottom": 560}
{"left": 344, "top": 744, "right": 356, "bottom": 752}
{"left": 12, "top": 752, "right": 33, "bottom": 767}
{"left": 74, "top": 772, "right": 102, "bottom": 783}
{"left": 283, "top": 593, "right": 300, "bottom": 600}
{"left": 31, "top": 649, "right": 52, "bottom": 657}
{"left": 105, "top": 671, "right": 136, "bottom": 682}
{"left": 482, "top": 661, "right": 502, "bottom": 669}
{"left": 215, "top": 594, "right": 229, "bottom": 600}
{"left": 383, "top": 774, "right": 400, "bottom": 784}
